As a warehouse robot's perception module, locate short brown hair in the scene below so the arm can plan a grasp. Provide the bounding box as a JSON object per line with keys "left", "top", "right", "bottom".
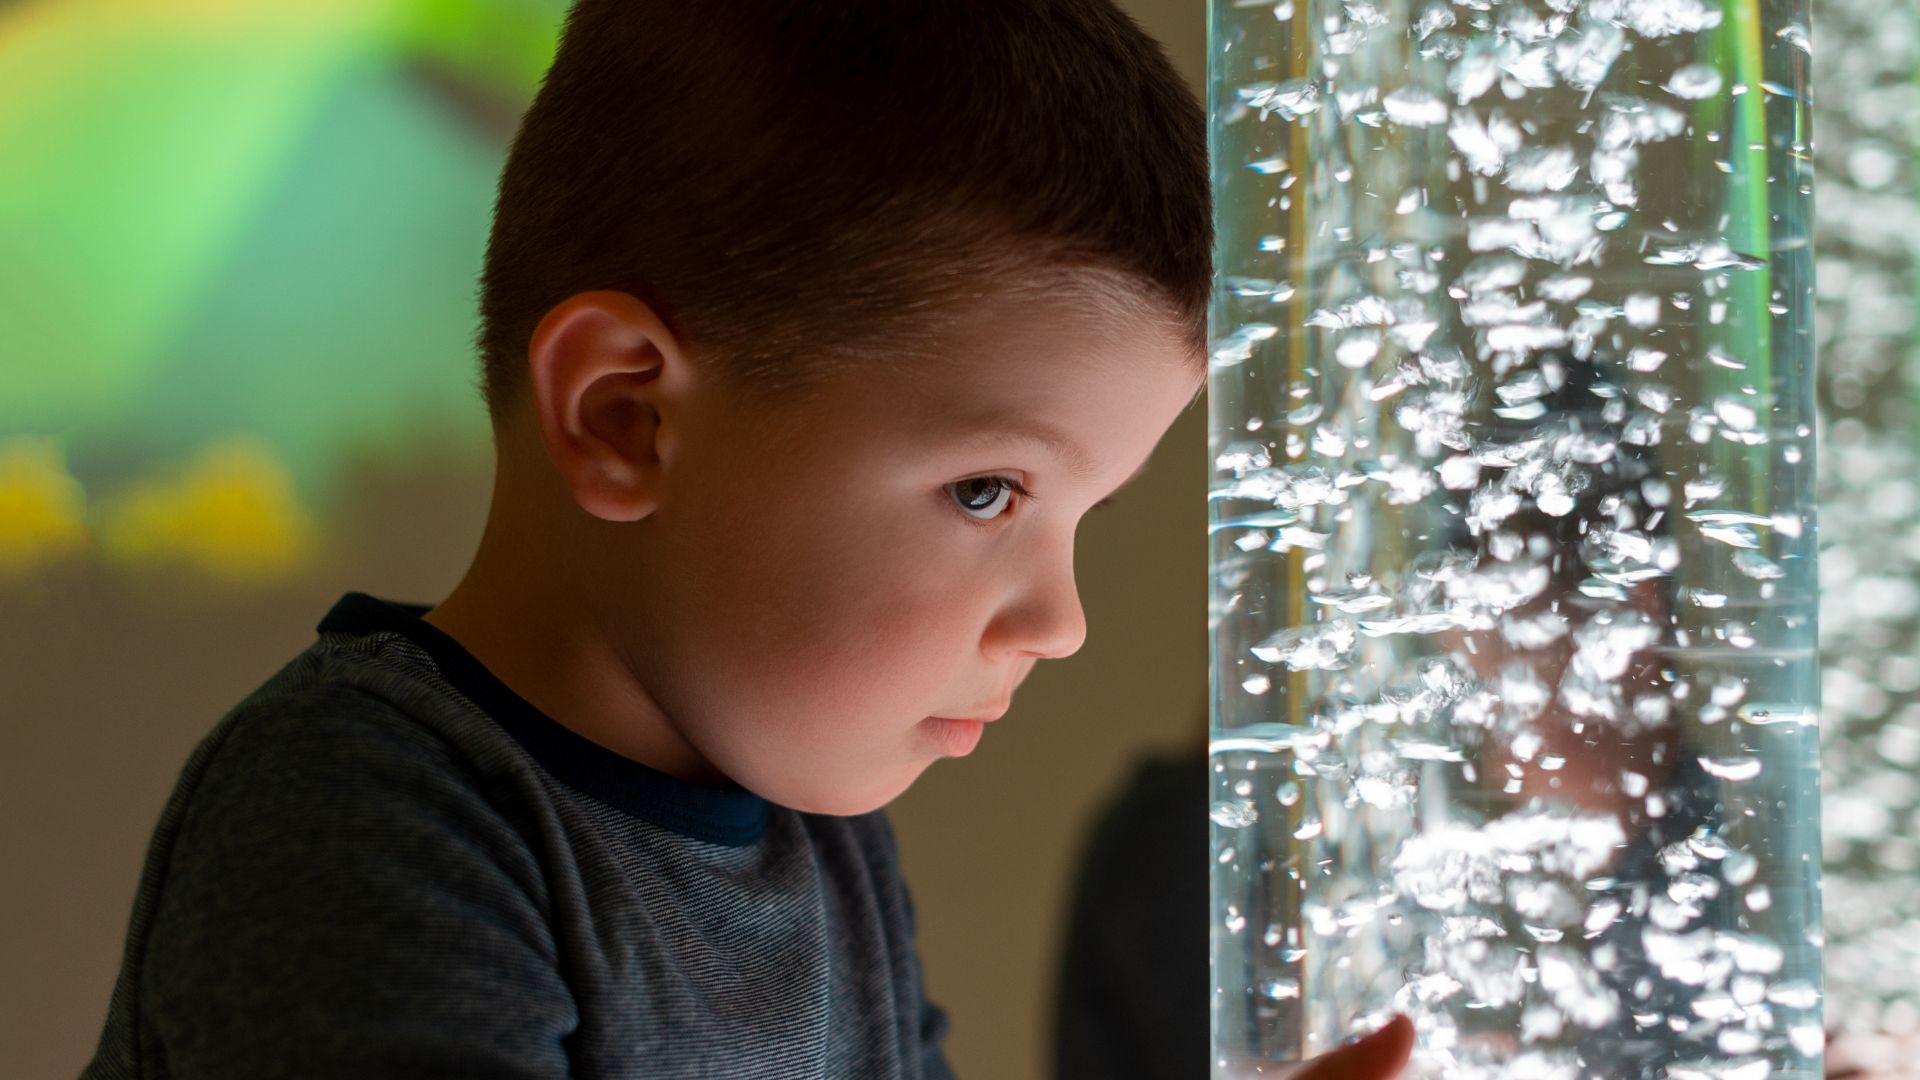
{"left": 473, "top": 0, "right": 1210, "bottom": 423}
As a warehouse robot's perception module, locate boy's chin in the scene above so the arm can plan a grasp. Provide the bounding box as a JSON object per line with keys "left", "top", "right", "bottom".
{"left": 751, "top": 766, "right": 926, "bottom": 818}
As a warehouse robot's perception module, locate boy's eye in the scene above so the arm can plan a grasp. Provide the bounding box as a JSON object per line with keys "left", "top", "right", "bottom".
{"left": 947, "top": 476, "right": 1023, "bottom": 522}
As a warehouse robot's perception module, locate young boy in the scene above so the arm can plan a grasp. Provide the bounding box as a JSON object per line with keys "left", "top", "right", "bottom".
{"left": 79, "top": 1, "right": 1409, "bottom": 1077}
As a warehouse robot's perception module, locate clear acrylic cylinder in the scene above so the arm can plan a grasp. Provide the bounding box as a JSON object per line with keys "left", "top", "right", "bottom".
{"left": 1205, "top": 0, "right": 1820, "bottom": 1076}
{"left": 1812, "top": 0, "right": 1920, "bottom": 1071}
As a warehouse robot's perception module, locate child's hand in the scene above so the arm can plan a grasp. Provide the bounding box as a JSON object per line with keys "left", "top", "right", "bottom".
{"left": 1291, "top": 1015, "right": 1415, "bottom": 1080}
{"left": 1218, "top": 1014, "right": 1416, "bottom": 1080}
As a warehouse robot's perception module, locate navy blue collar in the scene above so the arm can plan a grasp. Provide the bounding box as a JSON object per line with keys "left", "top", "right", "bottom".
{"left": 317, "top": 591, "right": 768, "bottom": 846}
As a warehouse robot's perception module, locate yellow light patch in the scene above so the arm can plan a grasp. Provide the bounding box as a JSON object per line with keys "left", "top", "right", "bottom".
{"left": 96, "top": 436, "right": 320, "bottom": 583}
{"left": 0, "top": 434, "right": 92, "bottom": 576}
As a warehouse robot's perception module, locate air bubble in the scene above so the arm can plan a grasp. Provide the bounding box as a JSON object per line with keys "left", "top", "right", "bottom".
{"left": 1262, "top": 977, "right": 1302, "bottom": 1000}
{"left": 1665, "top": 64, "right": 1724, "bottom": 100}
{"left": 1211, "top": 798, "right": 1260, "bottom": 828}
{"left": 1698, "top": 756, "right": 1763, "bottom": 782}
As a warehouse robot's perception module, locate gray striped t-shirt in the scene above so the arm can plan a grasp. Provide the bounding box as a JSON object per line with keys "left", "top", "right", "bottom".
{"left": 80, "top": 591, "right": 956, "bottom": 1079}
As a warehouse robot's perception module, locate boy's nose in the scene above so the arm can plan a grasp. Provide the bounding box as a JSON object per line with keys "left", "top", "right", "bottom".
{"left": 1021, "top": 567, "right": 1087, "bottom": 660}
{"left": 1049, "top": 598, "right": 1088, "bottom": 659}
{"left": 985, "top": 544, "right": 1087, "bottom": 661}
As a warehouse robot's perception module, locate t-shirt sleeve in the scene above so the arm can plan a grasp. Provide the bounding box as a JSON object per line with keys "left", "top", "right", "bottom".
{"left": 140, "top": 686, "right": 579, "bottom": 1078}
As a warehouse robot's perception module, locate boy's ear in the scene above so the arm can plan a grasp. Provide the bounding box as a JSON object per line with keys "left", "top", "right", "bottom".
{"left": 523, "top": 289, "right": 690, "bottom": 524}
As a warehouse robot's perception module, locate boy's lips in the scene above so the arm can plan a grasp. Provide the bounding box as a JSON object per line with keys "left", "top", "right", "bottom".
{"left": 932, "top": 708, "right": 1006, "bottom": 722}
{"left": 923, "top": 714, "right": 991, "bottom": 756}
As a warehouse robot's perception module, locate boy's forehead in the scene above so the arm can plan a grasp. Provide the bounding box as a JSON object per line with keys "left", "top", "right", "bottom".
{"left": 933, "top": 284, "right": 1197, "bottom": 365}
{"left": 805, "top": 308, "right": 1199, "bottom": 479}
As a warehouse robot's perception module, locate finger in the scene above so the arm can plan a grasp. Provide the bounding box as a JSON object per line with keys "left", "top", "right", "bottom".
{"left": 1288, "top": 1015, "right": 1416, "bottom": 1080}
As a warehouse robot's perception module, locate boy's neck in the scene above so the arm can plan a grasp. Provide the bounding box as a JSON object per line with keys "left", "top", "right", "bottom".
{"left": 421, "top": 568, "right": 736, "bottom": 791}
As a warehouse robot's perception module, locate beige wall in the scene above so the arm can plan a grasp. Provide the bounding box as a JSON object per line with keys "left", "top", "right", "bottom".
{"left": 3, "top": 3, "right": 1208, "bottom": 1075}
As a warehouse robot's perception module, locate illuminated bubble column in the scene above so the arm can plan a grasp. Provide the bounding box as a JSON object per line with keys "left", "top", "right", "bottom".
{"left": 1205, "top": 0, "right": 1818, "bottom": 1077}
{"left": 1812, "top": 0, "right": 1920, "bottom": 1072}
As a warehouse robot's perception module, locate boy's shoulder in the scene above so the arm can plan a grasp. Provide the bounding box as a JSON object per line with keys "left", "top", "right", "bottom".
{"left": 82, "top": 593, "right": 953, "bottom": 1079}
{"left": 180, "top": 624, "right": 512, "bottom": 809}
{"left": 170, "top": 635, "right": 554, "bottom": 867}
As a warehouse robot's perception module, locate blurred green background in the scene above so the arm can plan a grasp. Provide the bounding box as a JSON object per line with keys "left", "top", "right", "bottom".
{"left": 0, "top": 0, "right": 564, "bottom": 584}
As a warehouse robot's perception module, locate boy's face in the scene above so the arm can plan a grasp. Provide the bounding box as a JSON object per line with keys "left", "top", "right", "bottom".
{"left": 566, "top": 291, "right": 1202, "bottom": 815}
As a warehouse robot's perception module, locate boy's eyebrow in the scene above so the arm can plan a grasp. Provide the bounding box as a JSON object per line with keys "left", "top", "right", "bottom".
{"left": 949, "top": 420, "right": 1098, "bottom": 481}
{"left": 948, "top": 421, "right": 1150, "bottom": 496}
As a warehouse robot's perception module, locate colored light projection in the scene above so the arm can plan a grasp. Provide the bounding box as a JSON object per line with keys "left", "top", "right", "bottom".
{"left": 0, "top": 0, "right": 566, "bottom": 584}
